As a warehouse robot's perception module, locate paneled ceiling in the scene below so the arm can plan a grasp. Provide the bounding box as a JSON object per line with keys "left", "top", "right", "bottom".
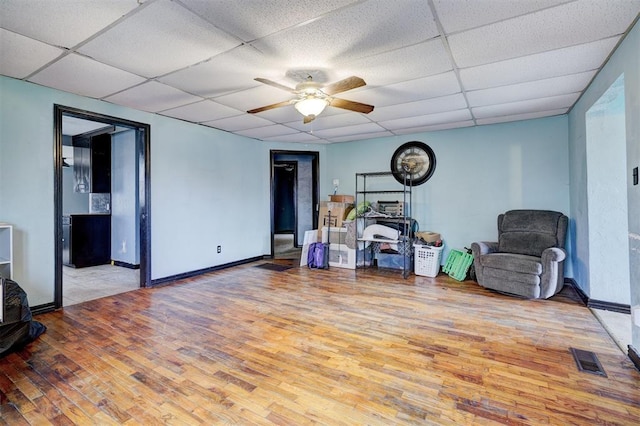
{"left": 1, "top": 0, "right": 639, "bottom": 143}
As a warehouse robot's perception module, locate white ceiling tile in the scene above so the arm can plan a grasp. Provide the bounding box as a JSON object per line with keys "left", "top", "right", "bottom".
{"left": 252, "top": 0, "right": 439, "bottom": 67}
{"left": 0, "top": 29, "right": 63, "bottom": 78}
{"left": 262, "top": 132, "right": 323, "bottom": 143}
{"left": 337, "top": 39, "right": 452, "bottom": 86}
{"left": 202, "top": 114, "right": 274, "bottom": 132}
{"left": 432, "top": 0, "right": 571, "bottom": 34}
{"left": 380, "top": 109, "right": 472, "bottom": 130}
{"left": 29, "top": 53, "right": 146, "bottom": 98}
{"left": 348, "top": 72, "right": 462, "bottom": 107}
{"left": 0, "top": 0, "right": 139, "bottom": 48}
{"left": 472, "top": 93, "right": 580, "bottom": 119}
{"left": 158, "top": 45, "right": 283, "bottom": 98}
{"left": 161, "top": 100, "right": 242, "bottom": 123}
{"left": 104, "top": 81, "right": 202, "bottom": 113}
{"left": 449, "top": 0, "right": 640, "bottom": 67}
{"left": 327, "top": 131, "right": 394, "bottom": 143}
{"left": 254, "top": 104, "right": 308, "bottom": 124}
{"left": 392, "top": 120, "right": 475, "bottom": 135}
{"left": 214, "top": 84, "right": 294, "bottom": 112}
{"left": 459, "top": 37, "right": 619, "bottom": 90}
{"left": 369, "top": 94, "right": 468, "bottom": 121}
{"left": 180, "top": 0, "right": 360, "bottom": 42}
{"left": 285, "top": 112, "right": 371, "bottom": 132}
{"left": 476, "top": 108, "right": 568, "bottom": 126}
{"left": 235, "top": 125, "right": 299, "bottom": 139}
{"left": 78, "top": 0, "right": 240, "bottom": 78}
{"left": 311, "top": 122, "right": 386, "bottom": 139}
{"left": 466, "top": 71, "right": 596, "bottom": 107}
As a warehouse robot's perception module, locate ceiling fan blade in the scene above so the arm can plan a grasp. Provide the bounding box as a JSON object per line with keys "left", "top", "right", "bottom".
{"left": 247, "top": 99, "right": 292, "bottom": 114}
{"left": 323, "top": 76, "right": 366, "bottom": 95}
{"left": 254, "top": 78, "right": 296, "bottom": 93}
{"left": 330, "top": 98, "right": 374, "bottom": 114}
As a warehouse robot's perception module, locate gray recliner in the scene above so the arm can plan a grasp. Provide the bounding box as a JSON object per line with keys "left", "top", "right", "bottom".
{"left": 471, "top": 210, "right": 568, "bottom": 299}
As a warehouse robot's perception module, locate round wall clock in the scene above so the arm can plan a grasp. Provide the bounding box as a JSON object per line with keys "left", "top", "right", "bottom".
{"left": 390, "top": 141, "right": 436, "bottom": 186}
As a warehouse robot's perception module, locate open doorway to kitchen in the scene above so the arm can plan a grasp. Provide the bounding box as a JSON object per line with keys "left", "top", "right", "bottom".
{"left": 271, "top": 150, "right": 319, "bottom": 260}
{"left": 54, "top": 105, "right": 150, "bottom": 308}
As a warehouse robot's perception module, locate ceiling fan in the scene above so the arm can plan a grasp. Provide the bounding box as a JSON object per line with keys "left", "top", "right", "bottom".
{"left": 247, "top": 75, "right": 374, "bottom": 124}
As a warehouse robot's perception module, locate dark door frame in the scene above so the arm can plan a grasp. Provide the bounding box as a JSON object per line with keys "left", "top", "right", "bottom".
{"left": 53, "top": 105, "right": 151, "bottom": 309}
{"left": 270, "top": 150, "right": 319, "bottom": 257}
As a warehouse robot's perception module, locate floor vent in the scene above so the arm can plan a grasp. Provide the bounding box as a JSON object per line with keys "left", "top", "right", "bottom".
{"left": 570, "top": 347, "right": 607, "bottom": 377}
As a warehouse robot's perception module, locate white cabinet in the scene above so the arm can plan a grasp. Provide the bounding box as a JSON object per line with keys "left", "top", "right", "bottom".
{"left": 0, "top": 223, "right": 12, "bottom": 279}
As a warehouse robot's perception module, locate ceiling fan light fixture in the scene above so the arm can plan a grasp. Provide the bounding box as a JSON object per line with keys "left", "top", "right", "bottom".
{"left": 294, "top": 97, "right": 328, "bottom": 118}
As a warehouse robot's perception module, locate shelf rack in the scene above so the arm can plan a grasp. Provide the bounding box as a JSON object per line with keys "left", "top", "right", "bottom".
{"left": 355, "top": 171, "right": 413, "bottom": 278}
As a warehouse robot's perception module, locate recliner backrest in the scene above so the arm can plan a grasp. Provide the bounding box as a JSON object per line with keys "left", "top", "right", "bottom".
{"left": 497, "top": 210, "right": 568, "bottom": 257}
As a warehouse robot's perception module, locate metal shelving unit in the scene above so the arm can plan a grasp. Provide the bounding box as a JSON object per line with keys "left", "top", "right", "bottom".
{"left": 355, "top": 171, "right": 413, "bottom": 278}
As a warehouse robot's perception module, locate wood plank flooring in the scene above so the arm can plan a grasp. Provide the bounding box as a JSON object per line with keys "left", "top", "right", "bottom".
{"left": 2, "top": 261, "right": 639, "bottom": 425}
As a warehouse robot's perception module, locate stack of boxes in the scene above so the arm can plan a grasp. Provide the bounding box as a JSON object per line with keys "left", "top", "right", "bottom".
{"left": 319, "top": 195, "right": 356, "bottom": 269}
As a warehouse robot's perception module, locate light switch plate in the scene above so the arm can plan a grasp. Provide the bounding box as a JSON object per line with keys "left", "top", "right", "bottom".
{"left": 632, "top": 305, "right": 640, "bottom": 327}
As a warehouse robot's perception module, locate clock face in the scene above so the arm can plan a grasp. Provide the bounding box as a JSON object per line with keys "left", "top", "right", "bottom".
{"left": 390, "top": 141, "right": 436, "bottom": 186}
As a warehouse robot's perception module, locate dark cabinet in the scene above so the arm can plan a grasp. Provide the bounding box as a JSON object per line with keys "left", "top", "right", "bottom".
{"left": 91, "top": 133, "right": 111, "bottom": 193}
{"left": 63, "top": 214, "right": 111, "bottom": 268}
{"left": 72, "top": 132, "right": 111, "bottom": 193}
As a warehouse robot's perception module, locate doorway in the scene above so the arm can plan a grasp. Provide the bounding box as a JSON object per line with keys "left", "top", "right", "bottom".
{"left": 270, "top": 151, "right": 319, "bottom": 259}
{"left": 54, "top": 105, "right": 151, "bottom": 308}
{"left": 274, "top": 161, "right": 297, "bottom": 234}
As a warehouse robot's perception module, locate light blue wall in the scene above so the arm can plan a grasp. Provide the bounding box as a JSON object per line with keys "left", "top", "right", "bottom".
{"left": 0, "top": 76, "right": 326, "bottom": 305}
{"left": 111, "top": 129, "right": 140, "bottom": 265}
{"left": 326, "top": 116, "right": 571, "bottom": 267}
{"left": 569, "top": 18, "right": 640, "bottom": 349}
{"left": 585, "top": 75, "right": 629, "bottom": 304}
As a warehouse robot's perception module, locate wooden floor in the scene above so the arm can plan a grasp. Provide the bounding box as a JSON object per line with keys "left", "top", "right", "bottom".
{"left": 2, "top": 260, "right": 640, "bottom": 425}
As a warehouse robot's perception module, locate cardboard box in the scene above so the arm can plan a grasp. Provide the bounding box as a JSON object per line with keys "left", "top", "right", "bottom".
{"left": 329, "top": 194, "right": 355, "bottom": 203}
{"left": 416, "top": 231, "right": 441, "bottom": 243}
{"left": 318, "top": 201, "right": 353, "bottom": 239}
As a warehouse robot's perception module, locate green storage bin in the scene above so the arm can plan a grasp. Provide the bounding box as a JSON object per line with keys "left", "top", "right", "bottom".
{"left": 442, "top": 249, "right": 473, "bottom": 281}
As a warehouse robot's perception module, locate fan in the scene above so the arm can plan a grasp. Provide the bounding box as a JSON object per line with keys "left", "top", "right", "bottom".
{"left": 247, "top": 75, "right": 374, "bottom": 123}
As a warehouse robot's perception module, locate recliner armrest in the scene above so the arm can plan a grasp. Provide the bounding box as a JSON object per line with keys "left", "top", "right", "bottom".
{"left": 541, "top": 247, "right": 566, "bottom": 263}
{"left": 471, "top": 241, "right": 498, "bottom": 256}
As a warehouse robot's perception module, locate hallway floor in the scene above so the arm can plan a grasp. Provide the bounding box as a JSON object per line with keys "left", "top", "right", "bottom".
{"left": 591, "top": 308, "right": 633, "bottom": 354}
{"left": 63, "top": 264, "right": 139, "bottom": 306}
{"left": 274, "top": 233, "right": 302, "bottom": 261}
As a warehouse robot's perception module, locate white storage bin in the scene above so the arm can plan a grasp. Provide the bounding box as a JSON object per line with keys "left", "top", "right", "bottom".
{"left": 414, "top": 244, "right": 444, "bottom": 277}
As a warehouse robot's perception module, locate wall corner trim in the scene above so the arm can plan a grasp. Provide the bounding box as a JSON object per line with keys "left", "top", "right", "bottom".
{"left": 628, "top": 345, "right": 640, "bottom": 372}
{"left": 564, "top": 278, "right": 631, "bottom": 314}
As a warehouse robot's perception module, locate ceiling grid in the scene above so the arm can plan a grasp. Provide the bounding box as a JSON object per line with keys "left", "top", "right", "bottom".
{"left": 1, "top": 0, "right": 638, "bottom": 142}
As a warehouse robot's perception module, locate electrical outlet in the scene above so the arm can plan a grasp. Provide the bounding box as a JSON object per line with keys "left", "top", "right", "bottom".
{"left": 217, "top": 245, "right": 221, "bottom": 253}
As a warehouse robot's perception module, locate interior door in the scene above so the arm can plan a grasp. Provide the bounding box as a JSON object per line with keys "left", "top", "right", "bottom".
{"left": 273, "top": 162, "right": 297, "bottom": 234}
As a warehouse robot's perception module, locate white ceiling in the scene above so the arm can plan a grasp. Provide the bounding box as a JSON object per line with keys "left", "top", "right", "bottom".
{"left": 1, "top": 0, "right": 639, "bottom": 144}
